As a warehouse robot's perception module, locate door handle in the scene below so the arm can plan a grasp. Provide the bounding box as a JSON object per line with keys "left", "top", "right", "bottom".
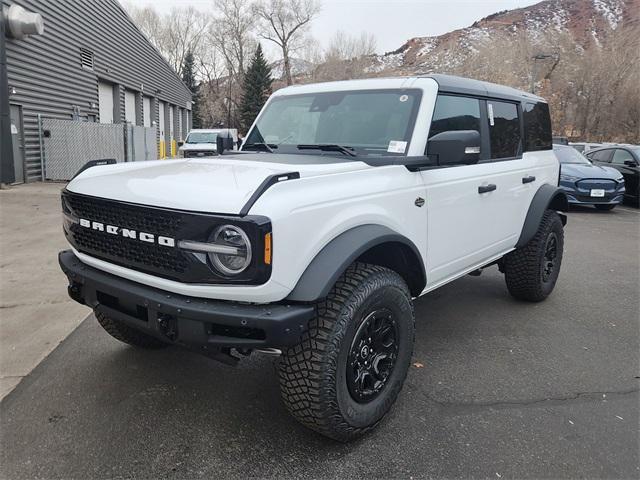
{"left": 478, "top": 184, "right": 497, "bottom": 194}
{"left": 522, "top": 175, "right": 536, "bottom": 184}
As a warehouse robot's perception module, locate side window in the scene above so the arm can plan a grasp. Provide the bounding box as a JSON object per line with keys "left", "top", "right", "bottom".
{"left": 523, "top": 102, "right": 552, "bottom": 151}
{"left": 611, "top": 149, "right": 634, "bottom": 165}
{"left": 428, "top": 95, "right": 481, "bottom": 139}
{"left": 590, "top": 149, "right": 612, "bottom": 162}
{"left": 487, "top": 100, "right": 521, "bottom": 159}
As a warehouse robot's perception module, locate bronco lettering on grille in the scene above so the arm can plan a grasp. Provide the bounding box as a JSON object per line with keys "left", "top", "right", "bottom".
{"left": 79, "top": 218, "right": 176, "bottom": 247}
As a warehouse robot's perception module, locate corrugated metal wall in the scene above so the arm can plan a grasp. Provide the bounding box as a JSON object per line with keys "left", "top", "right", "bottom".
{"left": 4, "top": 0, "right": 192, "bottom": 181}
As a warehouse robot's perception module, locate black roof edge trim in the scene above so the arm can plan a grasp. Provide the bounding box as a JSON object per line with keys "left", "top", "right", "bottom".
{"left": 72, "top": 159, "right": 117, "bottom": 180}
{"left": 425, "top": 74, "right": 547, "bottom": 104}
{"left": 240, "top": 172, "right": 301, "bottom": 216}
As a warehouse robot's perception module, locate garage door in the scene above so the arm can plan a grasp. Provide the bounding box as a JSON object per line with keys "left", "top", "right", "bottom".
{"left": 98, "top": 81, "right": 114, "bottom": 124}
{"left": 124, "top": 90, "right": 136, "bottom": 124}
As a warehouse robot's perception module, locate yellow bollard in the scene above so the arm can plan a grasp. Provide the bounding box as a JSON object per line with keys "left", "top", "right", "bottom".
{"left": 159, "top": 140, "right": 166, "bottom": 159}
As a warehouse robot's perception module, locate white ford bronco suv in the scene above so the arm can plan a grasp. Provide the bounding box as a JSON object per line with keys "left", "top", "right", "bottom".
{"left": 59, "top": 75, "right": 567, "bottom": 441}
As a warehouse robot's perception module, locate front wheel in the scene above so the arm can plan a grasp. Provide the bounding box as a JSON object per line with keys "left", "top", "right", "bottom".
{"left": 277, "top": 263, "right": 415, "bottom": 442}
{"left": 504, "top": 210, "right": 564, "bottom": 302}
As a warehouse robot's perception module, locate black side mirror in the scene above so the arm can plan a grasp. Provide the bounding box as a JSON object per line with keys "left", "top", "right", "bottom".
{"left": 177, "top": 141, "right": 184, "bottom": 147}
{"left": 427, "top": 130, "right": 481, "bottom": 166}
{"left": 624, "top": 160, "right": 638, "bottom": 167}
{"left": 216, "top": 133, "right": 235, "bottom": 154}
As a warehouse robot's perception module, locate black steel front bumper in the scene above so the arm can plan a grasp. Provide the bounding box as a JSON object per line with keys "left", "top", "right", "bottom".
{"left": 59, "top": 250, "right": 314, "bottom": 350}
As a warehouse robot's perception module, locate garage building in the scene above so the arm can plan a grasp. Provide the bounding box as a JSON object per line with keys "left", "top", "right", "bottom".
{"left": 1, "top": 0, "right": 193, "bottom": 184}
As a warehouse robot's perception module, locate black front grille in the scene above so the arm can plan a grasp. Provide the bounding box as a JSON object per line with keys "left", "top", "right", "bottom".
{"left": 185, "top": 151, "right": 215, "bottom": 158}
{"left": 71, "top": 226, "right": 188, "bottom": 274}
{"left": 576, "top": 179, "right": 617, "bottom": 191}
{"left": 62, "top": 191, "right": 271, "bottom": 285}
{"left": 65, "top": 192, "right": 185, "bottom": 236}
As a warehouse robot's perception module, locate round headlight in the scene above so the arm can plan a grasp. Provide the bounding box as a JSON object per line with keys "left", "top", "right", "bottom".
{"left": 208, "top": 225, "right": 252, "bottom": 275}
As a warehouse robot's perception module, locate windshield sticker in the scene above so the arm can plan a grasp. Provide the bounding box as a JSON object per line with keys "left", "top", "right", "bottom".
{"left": 388, "top": 140, "right": 407, "bottom": 154}
{"left": 399, "top": 95, "right": 409, "bottom": 102}
{"left": 488, "top": 103, "right": 495, "bottom": 126}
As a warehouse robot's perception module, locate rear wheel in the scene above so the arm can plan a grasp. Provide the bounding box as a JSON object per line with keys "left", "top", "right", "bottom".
{"left": 504, "top": 210, "right": 564, "bottom": 302}
{"left": 277, "top": 263, "right": 415, "bottom": 442}
{"left": 95, "top": 310, "right": 169, "bottom": 349}
{"left": 595, "top": 204, "right": 616, "bottom": 211}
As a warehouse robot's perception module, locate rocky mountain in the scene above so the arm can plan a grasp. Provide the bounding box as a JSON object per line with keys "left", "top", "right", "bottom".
{"left": 365, "top": 0, "right": 639, "bottom": 75}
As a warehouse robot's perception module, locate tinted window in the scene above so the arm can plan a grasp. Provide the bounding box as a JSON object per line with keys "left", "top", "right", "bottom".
{"left": 429, "top": 95, "right": 481, "bottom": 139}
{"left": 488, "top": 101, "right": 521, "bottom": 159}
{"left": 611, "top": 149, "right": 635, "bottom": 165}
{"left": 589, "top": 149, "right": 612, "bottom": 162}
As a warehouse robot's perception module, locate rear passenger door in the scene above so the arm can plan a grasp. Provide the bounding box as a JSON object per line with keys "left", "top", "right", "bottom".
{"left": 421, "top": 95, "right": 532, "bottom": 286}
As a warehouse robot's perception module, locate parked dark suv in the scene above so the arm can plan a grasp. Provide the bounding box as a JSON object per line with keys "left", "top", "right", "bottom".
{"left": 587, "top": 146, "right": 640, "bottom": 205}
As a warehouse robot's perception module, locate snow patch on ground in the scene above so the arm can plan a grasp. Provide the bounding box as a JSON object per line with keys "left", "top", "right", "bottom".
{"left": 365, "top": 51, "right": 405, "bottom": 73}
{"left": 593, "top": 0, "right": 624, "bottom": 29}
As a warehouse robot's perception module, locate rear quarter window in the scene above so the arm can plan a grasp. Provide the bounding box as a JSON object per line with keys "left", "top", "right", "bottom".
{"left": 488, "top": 100, "right": 521, "bottom": 159}
{"left": 523, "top": 102, "right": 552, "bottom": 151}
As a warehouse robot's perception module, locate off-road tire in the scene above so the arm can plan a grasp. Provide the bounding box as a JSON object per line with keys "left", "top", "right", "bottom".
{"left": 595, "top": 204, "right": 615, "bottom": 211}
{"left": 504, "top": 209, "right": 564, "bottom": 302}
{"left": 95, "top": 310, "right": 169, "bottom": 349}
{"left": 277, "top": 263, "right": 415, "bottom": 442}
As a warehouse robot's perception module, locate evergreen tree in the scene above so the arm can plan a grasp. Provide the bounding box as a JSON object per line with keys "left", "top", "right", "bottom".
{"left": 239, "top": 44, "right": 273, "bottom": 132}
{"left": 181, "top": 50, "right": 201, "bottom": 128}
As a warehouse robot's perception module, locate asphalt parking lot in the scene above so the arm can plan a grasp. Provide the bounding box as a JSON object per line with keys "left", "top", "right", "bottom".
{"left": 1, "top": 205, "right": 638, "bottom": 479}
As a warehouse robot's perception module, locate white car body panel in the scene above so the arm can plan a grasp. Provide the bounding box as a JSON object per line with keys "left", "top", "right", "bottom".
{"left": 64, "top": 77, "right": 560, "bottom": 304}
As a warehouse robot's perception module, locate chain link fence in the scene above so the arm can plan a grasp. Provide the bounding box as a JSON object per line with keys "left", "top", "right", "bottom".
{"left": 42, "top": 119, "right": 158, "bottom": 180}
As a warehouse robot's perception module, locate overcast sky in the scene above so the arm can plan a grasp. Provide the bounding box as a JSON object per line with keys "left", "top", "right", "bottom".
{"left": 124, "top": 0, "right": 541, "bottom": 55}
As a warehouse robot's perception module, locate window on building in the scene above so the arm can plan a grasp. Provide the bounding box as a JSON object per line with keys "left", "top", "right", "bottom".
{"left": 80, "top": 48, "right": 94, "bottom": 70}
{"left": 488, "top": 100, "right": 521, "bottom": 159}
{"left": 523, "top": 102, "right": 552, "bottom": 151}
{"left": 428, "top": 95, "right": 481, "bottom": 140}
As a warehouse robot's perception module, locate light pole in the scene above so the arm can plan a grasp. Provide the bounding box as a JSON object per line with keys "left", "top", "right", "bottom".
{"left": 530, "top": 53, "right": 559, "bottom": 94}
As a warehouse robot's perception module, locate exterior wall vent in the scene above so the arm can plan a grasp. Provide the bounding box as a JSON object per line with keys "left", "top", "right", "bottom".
{"left": 80, "top": 48, "right": 94, "bottom": 70}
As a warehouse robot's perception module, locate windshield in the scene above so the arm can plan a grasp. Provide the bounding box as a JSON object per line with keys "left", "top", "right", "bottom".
{"left": 244, "top": 89, "right": 422, "bottom": 157}
{"left": 186, "top": 132, "right": 218, "bottom": 144}
{"left": 555, "top": 146, "right": 591, "bottom": 165}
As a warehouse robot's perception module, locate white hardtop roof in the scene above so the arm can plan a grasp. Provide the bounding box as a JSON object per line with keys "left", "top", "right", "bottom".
{"left": 273, "top": 74, "right": 545, "bottom": 103}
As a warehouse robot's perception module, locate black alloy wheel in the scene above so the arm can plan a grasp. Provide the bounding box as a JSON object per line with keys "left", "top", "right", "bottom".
{"left": 346, "top": 308, "right": 399, "bottom": 403}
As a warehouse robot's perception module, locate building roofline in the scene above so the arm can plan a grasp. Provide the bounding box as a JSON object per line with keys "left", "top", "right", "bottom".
{"left": 111, "top": 0, "right": 193, "bottom": 98}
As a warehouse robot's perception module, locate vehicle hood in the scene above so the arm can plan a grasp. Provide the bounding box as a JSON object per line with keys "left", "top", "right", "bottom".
{"left": 178, "top": 143, "right": 217, "bottom": 152}
{"left": 66, "top": 154, "right": 373, "bottom": 214}
{"left": 561, "top": 163, "right": 622, "bottom": 180}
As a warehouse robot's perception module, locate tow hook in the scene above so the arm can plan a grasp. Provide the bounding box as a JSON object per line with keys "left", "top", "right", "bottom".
{"left": 157, "top": 314, "right": 178, "bottom": 341}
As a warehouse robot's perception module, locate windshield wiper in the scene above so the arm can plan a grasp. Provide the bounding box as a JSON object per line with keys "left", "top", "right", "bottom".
{"left": 297, "top": 144, "right": 357, "bottom": 157}
{"left": 243, "top": 142, "right": 276, "bottom": 153}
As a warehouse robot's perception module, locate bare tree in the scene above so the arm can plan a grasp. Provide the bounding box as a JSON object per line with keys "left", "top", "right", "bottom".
{"left": 324, "top": 31, "right": 376, "bottom": 61}
{"left": 210, "top": 0, "right": 256, "bottom": 80}
{"left": 253, "top": 0, "right": 321, "bottom": 85}
{"left": 125, "top": 4, "right": 209, "bottom": 76}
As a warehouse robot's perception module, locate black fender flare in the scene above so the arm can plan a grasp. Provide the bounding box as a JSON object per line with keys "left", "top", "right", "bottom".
{"left": 516, "top": 184, "right": 568, "bottom": 248}
{"left": 285, "top": 224, "right": 426, "bottom": 302}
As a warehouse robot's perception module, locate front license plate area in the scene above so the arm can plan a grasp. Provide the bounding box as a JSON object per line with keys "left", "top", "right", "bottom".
{"left": 590, "top": 189, "right": 605, "bottom": 197}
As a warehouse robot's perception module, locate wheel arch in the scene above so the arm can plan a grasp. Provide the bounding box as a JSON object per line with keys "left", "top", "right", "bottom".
{"left": 285, "top": 225, "right": 426, "bottom": 302}
{"left": 516, "top": 183, "right": 568, "bottom": 248}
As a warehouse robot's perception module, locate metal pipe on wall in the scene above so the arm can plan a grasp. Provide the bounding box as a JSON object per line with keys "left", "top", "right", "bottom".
{"left": 1, "top": 10, "right": 15, "bottom": 184}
